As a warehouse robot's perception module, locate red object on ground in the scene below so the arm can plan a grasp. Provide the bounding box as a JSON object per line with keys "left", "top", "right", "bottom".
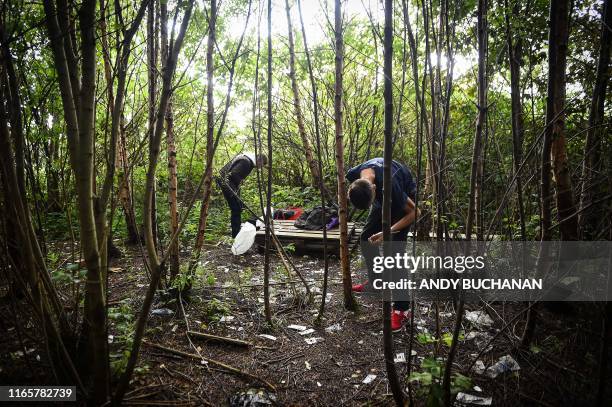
{"left": 391, "top": 310, "right": 411, "bottom": 332}
{"left": 352, "top": 281, "right": 368, "bottom": 292}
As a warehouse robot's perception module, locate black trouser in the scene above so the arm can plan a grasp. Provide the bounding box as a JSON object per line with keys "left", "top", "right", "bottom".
{"left": 217, "top": 179, "right": 242, "bottom": 238}
{"left": 360, "top": 207, "right": 410, "bottom": 312}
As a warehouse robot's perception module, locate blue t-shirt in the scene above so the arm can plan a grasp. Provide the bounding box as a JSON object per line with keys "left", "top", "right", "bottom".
{"left": 346, "top": 158, "right": 416, "bottom": 217}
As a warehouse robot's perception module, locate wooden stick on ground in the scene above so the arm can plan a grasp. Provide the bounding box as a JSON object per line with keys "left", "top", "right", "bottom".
{"left": 187, "top": 330, "right": 253, "bottom": 347}
{"left": 142, "top": 340, "right": 275, "bottom": 391}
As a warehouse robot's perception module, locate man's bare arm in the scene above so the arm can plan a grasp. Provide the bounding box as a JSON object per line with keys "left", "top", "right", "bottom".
{"left": 368, "top": 197, "right": 420, "bottom": 243}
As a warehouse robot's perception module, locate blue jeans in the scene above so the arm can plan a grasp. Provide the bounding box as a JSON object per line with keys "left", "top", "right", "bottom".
{"left": 360, "top": 207, "right": 410, "bottom": 312}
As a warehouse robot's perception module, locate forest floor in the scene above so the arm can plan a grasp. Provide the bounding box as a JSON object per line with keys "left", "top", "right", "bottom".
{"left": 1, "top": 239, "right": 610, "bottom": 406}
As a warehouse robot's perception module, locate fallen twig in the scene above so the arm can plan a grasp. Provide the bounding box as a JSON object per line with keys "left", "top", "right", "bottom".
{"left": 143, "top": 340, "right": 275, "bottom": 391}
{"left": 187, "top": 330, "right": 253, "bottom": 347}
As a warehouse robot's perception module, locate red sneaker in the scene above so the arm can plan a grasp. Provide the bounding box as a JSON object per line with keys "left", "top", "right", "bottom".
{"left": 352, "top": 281, "right": 369, "bottom": 292}
{"left": 391, "top": 310, "right": 411, "bottom": 332}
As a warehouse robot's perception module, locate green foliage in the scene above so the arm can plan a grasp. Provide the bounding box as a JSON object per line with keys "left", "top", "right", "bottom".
{"left": 203, "top": 298, "right": 230, "bottom": 323}
{"left": 50, "top": 263, "right": 86, "bottom": 285}
{"left": 108, "top": 302, "right": 136, "bottom": 376}
{"left": 416, "top": 331, "right": 465, "bottom": 347}
{"left": 408, "top": 357, "right": 473, "bottom": 407}
{"left": 441, "top": 331, "right": 465, "bottom": 347}
{"left": 172, "top": 265, "right": 194, "bottom": 291}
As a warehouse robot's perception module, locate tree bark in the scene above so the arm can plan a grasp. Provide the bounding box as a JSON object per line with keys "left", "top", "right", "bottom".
{"left": 161, "top": 0, "right": 180, "bottom": 280}
{"left": 381, "top": 0, "right": 405, "bottom": 405}
{"left": 466, "top": 0, "right": 487, "bottom": 241}
{"left": 521, "top": 0, "right": 569, "bottom": 347}
{"left": 189, "top": 0, "right": 251, "bottom": 278}
{"left": 43, "top": 0, "right": 109, "bottom": 402}
{"left": 117, "top": 115, "right": 140, "bottom": 244}
{"left": 548, "top": 0, "right": 577, "bottom": 241}
{"left": 504, "top": 0, "right": 526, "bottom": 240}
{"left": 147, "top": 0, "right": 159, "bottom": 251}
{"left": 579, "top": 0, "right": 611, "bottom": 239}
{"left": 193, "top": 0, "right": 217, "bottom": 257}
{"left": 114, "top": 1, "right": 194, "bottom": 402}
{"left": 330, "top": 0, "right": 356, "bottom": 311}
{"left": 284, "top": 0, "right": 321, "bottom": 190}
{"left": 263, "top": 0, "right": 274, "bottom": 325}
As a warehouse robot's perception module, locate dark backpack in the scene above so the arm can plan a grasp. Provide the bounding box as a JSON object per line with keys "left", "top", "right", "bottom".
{"left": 294, "top": 206, "right": 338, "bottom": 230}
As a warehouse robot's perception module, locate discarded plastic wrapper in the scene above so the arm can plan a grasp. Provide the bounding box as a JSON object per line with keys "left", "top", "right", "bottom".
{"left": 455, "top": 392, "right": 492, "bottom": 406}
{"left": 466, "top": 331, "right": 493, "bottom": 353}
{"left": 299, "top": 328, "right": 315, "bottom": 336}
{"left": 305, "top": 337, "right": 324, "bottom": 345}
{"left": 473, "top": 360, "right": 486, "bottom": 375}
{"left": 394, "top": 350, "right": 417, "bottom": 363}
{"left": 362, "top": 374, "right": 377, "bottom": 384}
{"left": 287, "top": 324, "right": 307, "bottom": 331}
{"left": 465, "top": 311, "right": 494, "bottom": 328}
{"left": 485, "top": 355, "right": 520, "bottom": 378}
{"left": 228, "top": 387, "right": 276, "bottom": 407}
{"left": 231, "top": 222, "right": 257, "bottom": 255}
{"left": 219, "top": 315, "right": 235, "bottom": 323}
{"left": 151, "top": 308, "right": 174, "bottom": 316}
{"left": 325, "top": 323, "right": 342, "bottom": 333}
{"left": 258, "top": 334, "right": 277, "bottom": 341}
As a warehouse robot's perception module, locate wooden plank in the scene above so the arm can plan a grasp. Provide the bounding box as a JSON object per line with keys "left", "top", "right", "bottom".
{"left": 254, "top": 220, "right": 362, "bottom": 253}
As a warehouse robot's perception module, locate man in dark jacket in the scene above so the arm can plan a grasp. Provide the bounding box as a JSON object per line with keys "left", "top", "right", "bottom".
{"left": 217, "top": 153, "right": 267, "bottom": 238}
{"left": 346, "top": 157, "right": 419, "bottom": 332}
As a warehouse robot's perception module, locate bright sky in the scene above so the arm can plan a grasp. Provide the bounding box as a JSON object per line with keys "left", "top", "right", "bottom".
{"left": 201, "top": 0, "right": 477, "bottom": 131}
{"left": 222, "top": 0, "right": 475, "bottom": 76}
{"left": 224, "top": 0, "right": 372, "bottom": 45}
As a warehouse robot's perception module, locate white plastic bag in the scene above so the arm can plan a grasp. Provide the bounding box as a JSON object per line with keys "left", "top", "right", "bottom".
{"left": 255, "top": 207, "right": 273, "bottom": 229}
{"left": 231, "top": 222, "right": 257, "bottom": 255}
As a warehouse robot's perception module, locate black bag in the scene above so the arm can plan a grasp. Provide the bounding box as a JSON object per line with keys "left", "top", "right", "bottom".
{"left": 294, "top": 206, "right": 338, "bottom": 230}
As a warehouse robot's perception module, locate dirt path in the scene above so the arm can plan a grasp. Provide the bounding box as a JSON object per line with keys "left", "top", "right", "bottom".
{"left": 1, "top": 242, "right": 608, "bottom": 405}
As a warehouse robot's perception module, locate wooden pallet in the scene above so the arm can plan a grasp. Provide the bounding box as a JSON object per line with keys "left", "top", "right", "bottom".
{"left": 255, "top": 220, "right": 362, "bottom": 253}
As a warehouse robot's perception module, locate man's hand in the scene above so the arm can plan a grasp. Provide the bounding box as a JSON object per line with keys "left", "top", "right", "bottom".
{"left": 368, "top": 232, "right": 384, "bottom": 244}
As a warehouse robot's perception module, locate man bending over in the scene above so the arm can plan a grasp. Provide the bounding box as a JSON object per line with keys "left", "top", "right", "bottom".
{"left": 217, "top": 153, "right": 267, "bottom": 238}
{"left": 347, "top": 157, "right": 419, "bottom": 332}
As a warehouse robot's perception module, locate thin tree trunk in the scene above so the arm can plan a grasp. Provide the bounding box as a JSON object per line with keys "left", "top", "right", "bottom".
{"left": 330, "top": 0, "right": 356, "bottom": 311}
{"left": 114, "top": 2, "right": 193, "bottom": 402}
{"left": 263, "top": 0, "right": 274, "bottom": 325}
{"left": 100, "top": 0, "right": 134, "bottom": 247}
{"left": 548, "top": 0, "right": 576, "bottom": 241}
{"left": 193, "top": 0, "right": 217, "bottom": 258}
{"left": 579, "top": 0, "right": 611, "bottom": 239}
{"left": 189, "top": 0, "right": 251, "bottom": 279}
{"left": 284, "top": 0, "right": 321, "bottom": 190}
{"left": 466, "top": 0, "right": 487, "bottom": 241}
{"left": 381, "top": 1, "right": 405, "bottom": 405}
{"left": 147, "top": 0, "right": 159, "bottom": 252}
{"left": 504, "top": 0, "right": 526, "bottom": 240}
{"left": 118, "top": 115, "right": 140, "bottom": 244}
{"left": 521, "top": 0, "right": 568, "bottom": 347}
{"left": 45, "top": 139, "right": 62, "bottom": 212}
{"left": 43, "top": 0, "right": 109, "bottom": 402}
{"left": 446, "top": 2, "right": 487, "bottom": 401}
{"left": 161, "top": 0, "right": 180, "bottom": 280}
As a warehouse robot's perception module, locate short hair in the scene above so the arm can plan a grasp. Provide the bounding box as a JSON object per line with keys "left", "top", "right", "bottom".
{"left": 257, "top": 154, "right": 268, "bottom": 166}
{"left": 348, "top": 179, "right": 374, "bottom": 210}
